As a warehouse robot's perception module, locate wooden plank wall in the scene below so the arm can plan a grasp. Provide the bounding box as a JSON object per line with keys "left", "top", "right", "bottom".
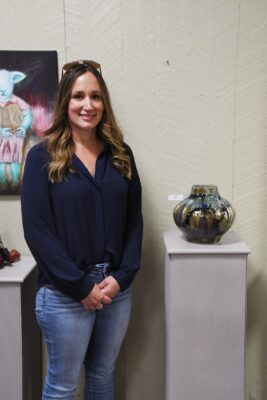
{"left": 1, "top": 1, "right": 267, "bottom": 399}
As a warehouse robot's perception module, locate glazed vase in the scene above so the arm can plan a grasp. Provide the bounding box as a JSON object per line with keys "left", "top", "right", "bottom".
{"left": 173, "top": 185, "right": 236, "bottom": 244}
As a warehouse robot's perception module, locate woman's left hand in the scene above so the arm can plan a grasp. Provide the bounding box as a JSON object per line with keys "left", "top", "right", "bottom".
{"left": 98, "top": 276, "right": 120, "bottom": 299}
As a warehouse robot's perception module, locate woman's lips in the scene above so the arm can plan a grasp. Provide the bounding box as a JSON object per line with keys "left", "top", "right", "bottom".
{"left": 80, "top": 113, "right": 96, "bottom": 120}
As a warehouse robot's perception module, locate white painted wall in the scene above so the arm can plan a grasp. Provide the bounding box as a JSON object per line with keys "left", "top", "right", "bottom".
{"left": 1, "top": 1, "right": 267, "bottom": 399}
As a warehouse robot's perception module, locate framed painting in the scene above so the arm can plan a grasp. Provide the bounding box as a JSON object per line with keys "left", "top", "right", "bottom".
{"left": 0, "top": 50, "right": 58, "bottom": 195}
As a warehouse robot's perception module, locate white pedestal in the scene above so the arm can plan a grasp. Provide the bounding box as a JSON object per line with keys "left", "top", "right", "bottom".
{"left": 0, "top": 255, "right": 42, "bottom": 400}
{"left": 164, "top": 230, "right": 250, "bottom": 400}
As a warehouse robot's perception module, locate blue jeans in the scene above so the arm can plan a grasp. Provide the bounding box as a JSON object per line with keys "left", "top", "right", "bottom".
{"left": 35, "top": 264, "right": 132, "bottom": 400}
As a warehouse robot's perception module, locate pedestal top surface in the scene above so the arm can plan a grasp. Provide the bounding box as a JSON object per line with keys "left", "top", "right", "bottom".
{"left": 163, "top": 230, "right": 251, "bottom": 255}
{"left": 0, "top": 255, "right": 36, "bottom": 283}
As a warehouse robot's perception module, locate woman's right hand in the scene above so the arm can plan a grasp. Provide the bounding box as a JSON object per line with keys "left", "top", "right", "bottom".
{"left": 81, "top": 284, "right": 112, "bottom": 311}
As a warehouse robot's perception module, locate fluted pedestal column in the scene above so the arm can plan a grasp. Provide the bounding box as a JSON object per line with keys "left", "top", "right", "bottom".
{"left": 164, "top": 230, "right": 250, "bottom": 400}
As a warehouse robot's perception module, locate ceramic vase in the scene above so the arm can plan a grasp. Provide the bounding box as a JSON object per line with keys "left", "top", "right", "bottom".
{"left": 173, "top": 185, "right": 235, "bottom": 244}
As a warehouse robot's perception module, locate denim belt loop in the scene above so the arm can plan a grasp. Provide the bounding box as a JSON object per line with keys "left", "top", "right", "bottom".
{"left": 102, "top": 263, "right": 111, "bottom": 276}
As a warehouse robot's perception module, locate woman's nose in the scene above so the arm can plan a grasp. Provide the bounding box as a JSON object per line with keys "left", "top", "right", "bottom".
{"left": 83, "top": 98, "right": 93, "bottom": 109}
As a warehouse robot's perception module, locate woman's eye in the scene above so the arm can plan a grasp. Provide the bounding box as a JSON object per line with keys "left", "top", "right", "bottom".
{"left": 92, "top": 94, "right": 101, "bottom": 101}
{"left": 73, "top": 94, "right": 83, "bottom": 99}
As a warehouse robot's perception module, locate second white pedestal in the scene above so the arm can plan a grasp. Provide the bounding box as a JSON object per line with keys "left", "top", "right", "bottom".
{"left": 0, "top": 256, "right": 41, "bottom": 400}
{"left": 164, "top": 230, "right": 250, "bottom": 400}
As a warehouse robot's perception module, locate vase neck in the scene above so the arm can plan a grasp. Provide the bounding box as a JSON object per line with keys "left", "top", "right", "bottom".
{"left": 190, "top": 185, "right": 219, "bottom": 196}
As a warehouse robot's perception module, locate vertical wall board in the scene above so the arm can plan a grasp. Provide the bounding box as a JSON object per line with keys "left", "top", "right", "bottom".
{"left": 158, "top": 0, "right": 211, "bottom": 201}
{"left": 233, "top": 0, "right": 267, "bottom": 254}
{"left": 1, "top": 0, "right": 65, "bottom": 65}
{"left": 204, "top": 1, "right": 240, "bottom": 197}
{"left": 233, "top": 1, "right": 267, "bottom": 400}
{"left": 64, "top": 0, "right": 124, "bottom": 115}
{"left": 157, "top": 0, "right": 240, "bottom": 228}
{"left": 120, "top": 1, "right": 164, "bottom": 399}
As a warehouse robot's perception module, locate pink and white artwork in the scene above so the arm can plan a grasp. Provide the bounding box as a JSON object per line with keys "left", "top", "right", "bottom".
{"left": 0, "top": 51, "right": 58, "bottom": 195}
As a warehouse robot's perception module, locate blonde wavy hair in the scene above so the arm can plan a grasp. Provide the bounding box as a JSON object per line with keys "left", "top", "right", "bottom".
{"left": 44, "top": 63, "right": 131, "bottom": 182}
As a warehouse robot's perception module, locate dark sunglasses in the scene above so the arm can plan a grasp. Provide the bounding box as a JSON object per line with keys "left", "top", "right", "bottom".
{"left": 61, "top": 60, "right": 102, "bottom": 77}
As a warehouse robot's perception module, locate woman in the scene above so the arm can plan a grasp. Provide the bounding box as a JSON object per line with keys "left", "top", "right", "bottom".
{"left": 21, "top": 60, "right": 143, "bottom": 400}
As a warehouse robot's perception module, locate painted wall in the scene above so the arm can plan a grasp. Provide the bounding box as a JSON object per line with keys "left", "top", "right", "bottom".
{"left": 0, "top": 1, "right": 267, "bottom": 399}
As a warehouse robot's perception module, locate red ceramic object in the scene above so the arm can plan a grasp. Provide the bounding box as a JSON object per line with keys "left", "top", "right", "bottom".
{"left": 7, "top": 249, "right": 21, "bottom": 263}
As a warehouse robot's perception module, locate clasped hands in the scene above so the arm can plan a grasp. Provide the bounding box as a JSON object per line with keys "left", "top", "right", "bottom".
{"left": 81, "top": 276, "right": 120, "bottom": 311}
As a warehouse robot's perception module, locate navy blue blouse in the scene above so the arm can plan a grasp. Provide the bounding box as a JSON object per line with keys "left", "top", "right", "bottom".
{"left": 21, "top": 142, "right": 143, "bottom": 302}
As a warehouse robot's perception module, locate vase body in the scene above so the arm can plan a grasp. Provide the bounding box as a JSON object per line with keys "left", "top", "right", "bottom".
{"left": 173, "top": 185, "right": 235, "bottom": 244}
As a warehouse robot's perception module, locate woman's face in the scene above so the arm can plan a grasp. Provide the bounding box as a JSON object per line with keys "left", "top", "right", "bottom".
{"left": 68, "top": 71, "right": 104, "bottom": 134}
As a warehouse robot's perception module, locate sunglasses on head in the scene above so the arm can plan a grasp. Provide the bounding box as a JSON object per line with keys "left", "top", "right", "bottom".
{"left": 61, "top": 60, "right": 102, "bottom": 77}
